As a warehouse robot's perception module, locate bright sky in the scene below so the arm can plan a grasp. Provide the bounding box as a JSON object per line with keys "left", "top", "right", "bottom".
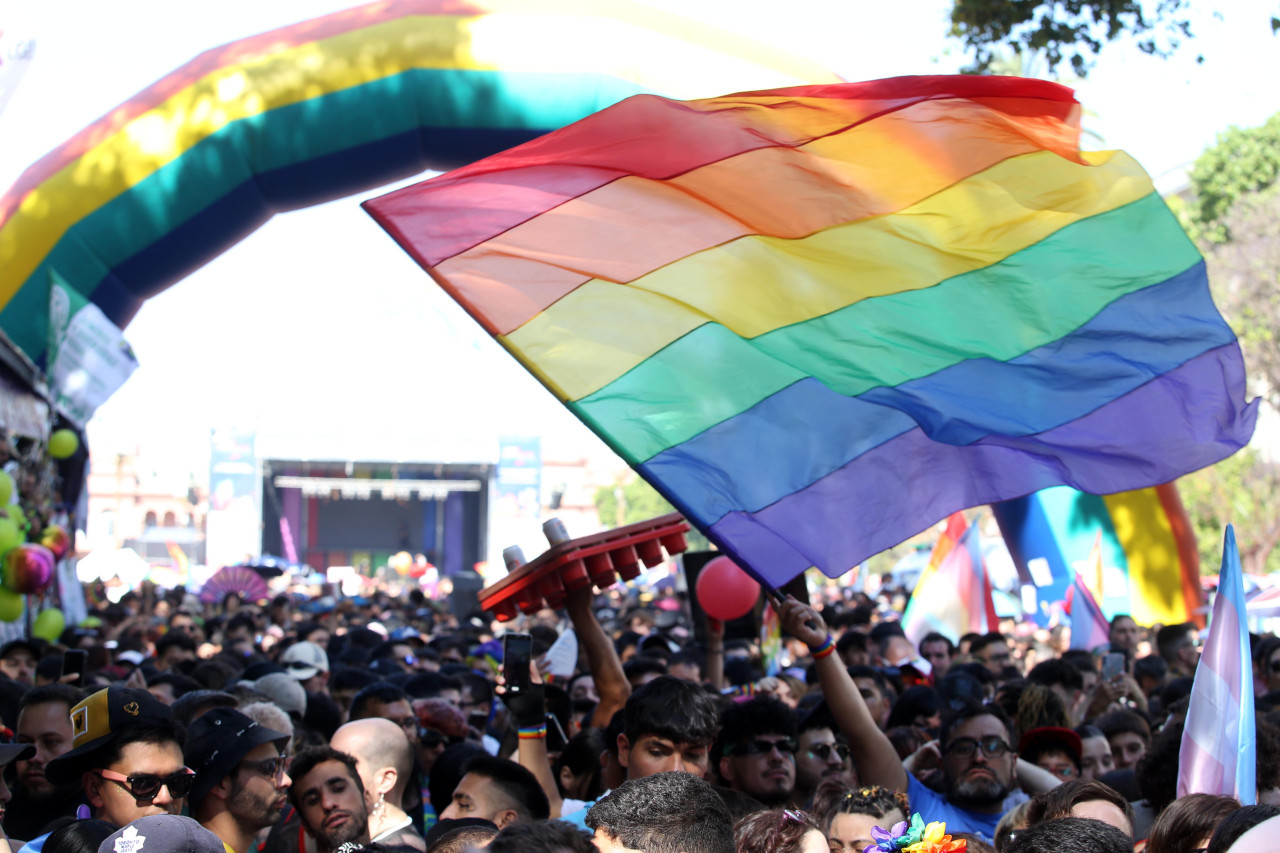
{"left": 2, "top": 0, "right": 1278, "bottom": 479}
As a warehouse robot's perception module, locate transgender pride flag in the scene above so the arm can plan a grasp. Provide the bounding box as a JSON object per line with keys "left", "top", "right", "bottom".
{"left": 1178, "top": 525, "right": 1256, "bottom": 803}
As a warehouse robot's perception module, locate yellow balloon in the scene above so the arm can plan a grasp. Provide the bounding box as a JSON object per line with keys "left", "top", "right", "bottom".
{"left": 0, "top": 588, "right": 23, "bottom": 622}
{"left": 4, "top": 504, "right": 26, "bottom": 531}
{"left": 0, "top": 517, "right": 21, "bottom": 556}
{"left": 32, "top": 607, "right": 65, "bottom": 642}
{"left": 48, "top": 429, "right": 79, "bottom": 460}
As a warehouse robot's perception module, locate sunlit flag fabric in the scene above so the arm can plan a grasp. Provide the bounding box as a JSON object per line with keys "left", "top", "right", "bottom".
{"left": 365, "top": 75, "right": 1258, "bottom": 588}
{"left": 1178, "top": 525, "right": 1256, "bottom": 803}
{"left": 1066, "top": 533, "right": 1112, "bottom": 651}
{"left": 901, "top": 520, "right": 997, "bottom": 645}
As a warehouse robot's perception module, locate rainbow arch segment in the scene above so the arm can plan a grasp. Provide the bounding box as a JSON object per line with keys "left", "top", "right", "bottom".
{"left": 364, "top": 75, "right": 1258, "bottom": 588}
{"left": 0, "top": 0, "right": 840, "bottom": 368}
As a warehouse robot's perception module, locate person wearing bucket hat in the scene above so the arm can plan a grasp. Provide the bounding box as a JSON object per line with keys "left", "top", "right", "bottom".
{"left": 97, "top": 815, "right": 225, "bottom": 853}
{"left": 184, "top": 708, "right": 291, "bottom": 853}
{"left": 44, "top": 688, "right": 190, "bottom": 830}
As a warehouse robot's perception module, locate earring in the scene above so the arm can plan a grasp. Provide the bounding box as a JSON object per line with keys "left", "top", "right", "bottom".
{"left": 372, "top": 792, "right": 386, "bottom": 819}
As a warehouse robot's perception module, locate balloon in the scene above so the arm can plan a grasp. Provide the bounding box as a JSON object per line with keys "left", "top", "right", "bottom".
{"left": 0, "top": 517, "right": 22, "bottom": 556}
{"left": 40, "top": 525, "right": 71, "bottom": 561}
{"left": 391, "top": 551, "right": 412, "bottom": 576}
{"left": 32, "top": 607, "right": 65, "bottom": 642}
{"left": 48, "top": 429, "right": 79, "bottom": 459}
{"left": 0, "top": 589, "right": 22, "bottom": 622}
{"left": 3, "top": 544, "right": 55, "bottom": 594}
{"left": 0, "top": 471, "right": 11, "bottom": 506}
{"left": 695, "top": 555, "right": 760, "bottom": 622}
{"left": 4, "top": 504, "right": 25, "bottom": 531}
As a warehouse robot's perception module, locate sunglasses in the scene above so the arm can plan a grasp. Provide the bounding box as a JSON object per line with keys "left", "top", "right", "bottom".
{"left": 420, "top": 728, "right": 464, "bottom": 749}
{"left": 730, "top": 737, "right": 798, "bottom": 757}
{"left": 944, "top": 736, "right": 1011, "bottom": 760}
{"left": 96, "top": 768, "right": 195, "bottom": 801}
{"left": 239, "top": 754, "right": 290, "bottom": 782}
{"left": 807, "top": 743, "right": 851, "bottom": 762}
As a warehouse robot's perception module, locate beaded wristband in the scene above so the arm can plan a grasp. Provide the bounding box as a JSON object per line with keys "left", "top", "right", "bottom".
{"left": 810, "top": 635, "right": 837, "bottom": 660}
{"left": 518, "top": 724, "right": 548, "bottom": 740}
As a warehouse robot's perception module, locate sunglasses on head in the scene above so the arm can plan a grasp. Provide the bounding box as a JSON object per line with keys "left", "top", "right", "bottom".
{"left": 806, "top": 742, "right": 851, "bottom": 761}
{"left": 729, "top": 737, "right": 798, "bottom": 757}
{"left": 95, "top": 767, "right": 195, "bottom": 801}
{"left": 944, "top": 735, "right": 1011, "bottom": 759}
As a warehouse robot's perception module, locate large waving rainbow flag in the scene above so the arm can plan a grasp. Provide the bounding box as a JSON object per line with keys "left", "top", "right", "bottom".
{"left": 365, "top": 75, "right": 1257, "bottom": 588}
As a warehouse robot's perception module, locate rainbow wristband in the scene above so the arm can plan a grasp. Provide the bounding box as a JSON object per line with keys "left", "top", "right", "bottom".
{"left": 810, "top": 635, "right": 836, "bottom": 660}
{"left": 518, "top": 724, "right": 548, "bottom": 740}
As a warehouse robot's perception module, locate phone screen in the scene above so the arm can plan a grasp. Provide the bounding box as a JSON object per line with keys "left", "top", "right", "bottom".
{"left": 1101, "top": 652, "right": 1125, "bottom": 681}
{"left": 503, "top": 633, "right": 533, "bottom": 694}
{"left": 62, "top": 649, "right": 88, "bottom": 685}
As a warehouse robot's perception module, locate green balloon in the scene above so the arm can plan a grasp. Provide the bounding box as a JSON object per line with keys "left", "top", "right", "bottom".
{"left": 0, "top": 472, "right": 11, "bottom": 506}
{"left": 32, "top": 607, "right": 65, "bottom": 642}
{"left": 48, "top": 429, "right": 79, "bottom": 460}
{"left": 0, "top": 517, "right": 21, "bottom": 556}
{"left": 5, "top": 504, "right": 26, "bottom": 531}
{"left": 0, "top": 589, "right": 23, "bottom": 622}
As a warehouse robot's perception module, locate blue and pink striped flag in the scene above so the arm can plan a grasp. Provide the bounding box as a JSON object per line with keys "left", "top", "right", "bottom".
{"left": 902, "top": 522, "right": 997, "bottom": 644}
{"left": 1178, "top": 524, "right": 1256, "bottom": 802}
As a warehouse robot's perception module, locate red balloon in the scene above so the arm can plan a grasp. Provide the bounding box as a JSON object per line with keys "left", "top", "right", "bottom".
{"left": 3, "top": 544, "right": 54, "bottom": 594}
{"left": 696, "top": 555, "right": 760, "bottom": 621}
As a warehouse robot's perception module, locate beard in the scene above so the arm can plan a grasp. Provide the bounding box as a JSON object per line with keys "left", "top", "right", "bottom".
{"left": 313, "top": 808, "right": 370, "bottom": 852}
{"left": 228, "top": 785, "right": 286, "bottom": 832}
{"left": 947, "top": 768, "right": 1010, "bottom": 810}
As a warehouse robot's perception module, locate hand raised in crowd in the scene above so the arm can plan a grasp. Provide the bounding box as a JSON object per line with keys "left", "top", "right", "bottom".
{"left": 778, "top": 595, "right": 827, "bottom": 650}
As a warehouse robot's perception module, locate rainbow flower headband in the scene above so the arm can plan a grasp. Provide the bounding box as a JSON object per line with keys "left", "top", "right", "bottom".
{"left": 862, "top": 814, "right": 965, "bottom": 853}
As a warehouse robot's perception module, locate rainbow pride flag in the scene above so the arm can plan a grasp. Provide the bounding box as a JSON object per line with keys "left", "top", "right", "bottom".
{"left": 366, "top": 75, "right": 1257, "bottom": 588}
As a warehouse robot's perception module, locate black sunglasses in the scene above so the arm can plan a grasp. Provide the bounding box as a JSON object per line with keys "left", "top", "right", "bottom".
{"left": 944, "top": 735, "right": 1011, "bottom": 759}
{"left": 96, "top": 768, "right": 195, "bottom": 801}
{"left": 807, "top": 742, "right": 851, "bottom": 761}
{"left": 730, "top": 737, "right": 798, "bottom": 757}
{"left": 239, "top": 754, "right": 289, "bottom": 782}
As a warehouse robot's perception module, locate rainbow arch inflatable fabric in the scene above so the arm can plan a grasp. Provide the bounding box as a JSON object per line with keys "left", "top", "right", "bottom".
{"left": 0, "top": 0, "right": 839, "bottom": 370}
{"left": 365, "top": 74, "right": 1258, "bottom": 589}
{"left": 993, "top": 484, "right": 1205, "bottom": 627}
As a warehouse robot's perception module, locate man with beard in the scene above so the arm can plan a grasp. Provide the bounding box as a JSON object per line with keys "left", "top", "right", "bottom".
{"left": 185, "top": 708, "right": 292, "bottom": 853}
{"left": 289, "top": 747, "right": 371, "bottom": 853}
{"left": 714, "top": 696, "right": 797, "bottom": 808}
{"left": 793, "top": 706, "right": 853, "bottom": 805}
{"left": 777, "top": 598, "right": 1063, "bottom": 843}
{"left": 329, "top": 719, "right": 425, "bottom": 850}
{"left": 7, "top": 685, "right": 83, "bottom": 840}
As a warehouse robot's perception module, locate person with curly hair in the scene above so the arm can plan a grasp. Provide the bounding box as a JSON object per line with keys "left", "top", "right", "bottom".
{"left": 810, "top": 782, "right": 908, "bottom": 853}
{"left": 733, "top": 808, "right": 826, "bottom": 853}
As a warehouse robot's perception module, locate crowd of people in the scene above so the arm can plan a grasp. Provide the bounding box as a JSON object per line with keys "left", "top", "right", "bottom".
{"left": 0, "top": 577, "right": 1275, "bottom": 853}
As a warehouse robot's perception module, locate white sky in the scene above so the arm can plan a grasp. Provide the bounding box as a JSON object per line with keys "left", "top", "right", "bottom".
{"left": 2, "top": 0, "right": 1278, "bottom": 480}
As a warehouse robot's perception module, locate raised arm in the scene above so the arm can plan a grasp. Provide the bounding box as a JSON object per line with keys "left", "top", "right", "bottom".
{"left": 778, "top": 596, "right": 909, "bottom": 793}
{"left": 565, "top": 584, "right": 631, "bottom": 729}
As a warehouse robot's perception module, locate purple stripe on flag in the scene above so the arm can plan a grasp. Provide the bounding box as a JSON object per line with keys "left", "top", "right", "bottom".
{"left": 709, "top": 344, "right": 1256, "bottom": 584}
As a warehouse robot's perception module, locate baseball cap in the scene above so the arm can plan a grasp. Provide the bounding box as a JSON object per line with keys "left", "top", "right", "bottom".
{"left": 280, "top": 642, "right": 329, "bottom": 681}
{"left": 99, "top": 815, "right": 224, "bottom": 853}
{"left": 184, "top": 708, "right": 290, "bottom": 808}
{"left": 250, "top": 673, "right": 306, "bottom": 717}
{"left": 46, "top": 688, "right": 175, "bottom": 785}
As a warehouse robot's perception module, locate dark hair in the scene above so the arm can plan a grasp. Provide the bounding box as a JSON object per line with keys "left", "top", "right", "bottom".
{"left": 457, "top": 672, "right": 493, "bottom": 705}
{"left": 1206, "top": 804, "right": 1280, "bottom": 853}
{"left": 146, "top": 673, "right": 202, "bottom": 699}
{"left": 1145, "top": 793, "right": 1240, "bottom": 853}
{"left": 1134, "top": 655, "right": 1168, "bottom": 685}
{"left": 329, "top": 667, "right": 381, "bottom": 693}
{"left": 624, "top": 676, "right": 719, "bottom": 747}
{"left": 1007, "top": 817, "right": 1130, "bottom": 853}
{"left": 811, "top": 781, "right": 908, "bottom": 835}
{"left": 586, "top": 772, "right": 734, "bottom": 853}
{"left": 43, "top": 818, "right": 115, "bottom": 853}
{"left": 1024, "top": 779, "right": 1135, "bottom": 836}
{"left": 487, "top": 821, "right": 593, "bottom": 853}
{"left": 287, "top": 746, "right": 363, "bottom": 810}
{"left": 555, "top": 728, "right": 605, "bottom": 799}
{"left": 430, "top": 743, "right": 487, "bottom": 815}
{"left": 1026, "top": 659, "right": 1084, "bottom": 692}
{"left": 170, "top": 691, "right": 237, "bottom": 728}
{"left": 459, "top": 755, "right": 551, "bottom": 821}
{"left": 402, "top": 672, "right": 462, "bottom": 700}
{"left": 1094, "top": 709, "right": 1151, "bottom": 745}
{"left": 714, "top": 696, "right": 797, "bottom": 761}
{"left": 969, "top": 633, "right": 1009, "bottom": 658}
{"left": 190, "top": 659, "right": 238, "bottom": 690}
{"left": 304, "top": 690, "right": 343, "bottom": 742}
{"left": 155, "top": 632, "right": 198, "bottom": 657}
{"left": 836, "top": 632, "right": 868, "bottom": 656}
{"left": 1135, "top": 720, "right": 1185, "bottom": 815}
{"left": 19, "top": 683, "right": 82, "bottom": 714}
{"left": 350, "top": 683, "right": 412, "bottom": 720}
{"left": 734, "top": 809, "right": 818, "bottom": 853}
{"left": 940, "top": 703, "right": 1015, "bottom": 747}
{"left": 1155, "top": 623, "right": 1195, "bottom": 664}
{"left": 427, "top": 824, "right": 500, "bottom": 853}
{"left": 919, "top": 632, "right": 955, "bottom": 654}
{"left": 623, "top": 657, "right": 668, "bottom": 684}
{"left": 94, "top": 719, "right": 187, "bottom": 771}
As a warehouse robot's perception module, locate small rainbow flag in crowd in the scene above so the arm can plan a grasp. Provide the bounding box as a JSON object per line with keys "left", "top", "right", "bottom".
{"left": 366, "top": 75, "right": 1256, "bottom": 588}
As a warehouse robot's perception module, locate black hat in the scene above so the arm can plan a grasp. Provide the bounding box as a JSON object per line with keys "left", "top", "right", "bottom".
{"left": 0, "top": 742, "right": 34, "bottom": 767}
{"left": 0, "top": 639, "right": 41, "bottom": 659}
{"left": 98, "top": 815, "right": 224, "bottom": 853}
{"left": 184, "top": 708, "right": 290, "bottom": 808}
{"left": 46, "top": 688, "right": 175, "bottom": 785}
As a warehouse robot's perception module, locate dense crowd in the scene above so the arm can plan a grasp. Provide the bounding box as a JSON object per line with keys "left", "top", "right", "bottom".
{"left": 0, "top": 579, "right": 1275, "bottom": 853}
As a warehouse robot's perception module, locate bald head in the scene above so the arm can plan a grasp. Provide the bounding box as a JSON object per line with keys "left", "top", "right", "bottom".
{"left": 331, "top": 717, "right": 415, "bottom": 802}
